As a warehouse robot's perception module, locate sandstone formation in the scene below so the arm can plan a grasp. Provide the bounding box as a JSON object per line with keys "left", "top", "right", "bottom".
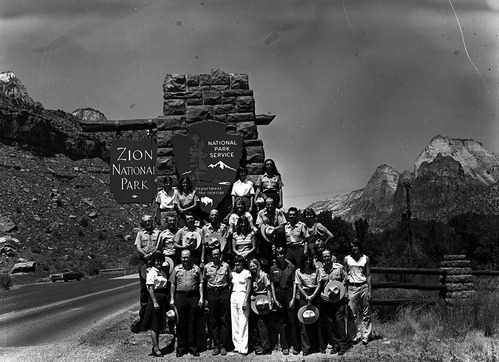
{"left": 310, "top": 136, "right": 498, "bottom": 229}
{"left": 415, "top": 135, "right": 499, "bottom": 186}
{"left": 0, "top": 72, "right": 111, "bottom": 160}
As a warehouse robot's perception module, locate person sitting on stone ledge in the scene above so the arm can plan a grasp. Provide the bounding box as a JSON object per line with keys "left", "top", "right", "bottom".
{"left": 174, "top": 176, "right": 201, "bottom": 228}
{"left": 231, "top": 166, "right": 255, "bottom": 214}
{"left": 255, "top": 159, "right": 284, "bottom": 210}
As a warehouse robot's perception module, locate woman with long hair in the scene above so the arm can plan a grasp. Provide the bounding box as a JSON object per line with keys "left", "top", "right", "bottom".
{"left": 140, "top": 252, "right": 169, "bottom": 357}
{"left": 303, "top": 208, "right": 333, "bottom": 259}
{"left": 249, "top": 258, "right": 274, "bottom": 355}
{"left": 255, "top": 159, "right": 284, "bottom": 209}
{"left": 174, "top": 176, "right": 201, "bottom": 227}
{"left": 294, "top": 254, "right": 325, "bottom": 355}
{"left": 228, "top": 197, "right": 258, "bottom": 236}
{"left": 230, "top": 256, "right": 252, "bottom": 355}
{"left": 232, "top": 216, "right": 256, "bottom": 260}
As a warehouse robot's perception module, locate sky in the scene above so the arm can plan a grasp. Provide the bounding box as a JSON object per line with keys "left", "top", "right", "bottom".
{"left": 1, "top": 0, "right": 499, "bottom": 209}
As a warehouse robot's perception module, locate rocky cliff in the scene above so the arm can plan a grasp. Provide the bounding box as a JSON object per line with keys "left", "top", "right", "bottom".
{"left": 309, "top": 136, "right": 499, "bottom": 229}
{"left": 0, "top": 71, "right": 111, "bottom": 160}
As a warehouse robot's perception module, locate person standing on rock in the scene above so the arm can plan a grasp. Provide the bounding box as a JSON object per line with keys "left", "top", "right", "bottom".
{"left": 134, "top": 215, "right": 162, "bottom": 316}
{"left": 344, "top": 238, "right": 372, "bottom": 345}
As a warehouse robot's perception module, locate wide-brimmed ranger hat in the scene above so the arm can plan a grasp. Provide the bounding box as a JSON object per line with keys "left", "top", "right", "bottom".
{"left": 297, "top": 304, "right": 320, "bottom": 325}
{"left": 182, "top": 231, "right": 202, "bottom": 250}
{"left": 251, "top": 294, "right": 272, "bottom": 315}
{"left": 260, "top": 225, "right": 276, "bottom": 243}
{"left": 161, "top": 256, "right": 174, "bottom": 277}
{"left": 166, "top": 304, "right": 179, "bottom": 325}
{"left": 322, "top": 280, "right": 346, "bottom": 303}
{"left": 204, "top": 232, "right": 227, "bottom": 253}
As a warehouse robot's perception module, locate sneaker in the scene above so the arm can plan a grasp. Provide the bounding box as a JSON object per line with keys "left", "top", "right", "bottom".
{"left": 221, "top": 348, "right": 227, "bottom": 356}
{"left": 293, "top": 349, "right": 300, "bottom": 355}
{"left": 362, "top": 339, "right": 368, "bottom": 345}
{"left": 212, "top": 348, "right": 220, "bottom": 356}
{"left": 282, "top": 349, "right": 289, "bottom": 355}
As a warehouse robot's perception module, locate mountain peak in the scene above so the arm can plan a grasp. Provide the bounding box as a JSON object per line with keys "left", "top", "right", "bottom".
{"left": 0, "top": 71, "right": 37, "bottom": 107}
{"left": 415, "top": 136, "right": 499, "bottom": 185}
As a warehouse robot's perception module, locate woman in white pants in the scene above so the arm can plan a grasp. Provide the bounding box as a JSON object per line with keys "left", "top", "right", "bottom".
{"left": 230, "top": 255, "right": 252, "bottom": 355}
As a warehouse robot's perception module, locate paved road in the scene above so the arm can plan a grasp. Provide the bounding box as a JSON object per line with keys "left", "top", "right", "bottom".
{"left": 0, "top": 275, "right": 139, "bottom": 347}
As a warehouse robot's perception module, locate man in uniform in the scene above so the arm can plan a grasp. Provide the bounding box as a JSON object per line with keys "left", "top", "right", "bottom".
{"left": 318, "top": 249, "right": 348, "bottom": 355}
{"left": 256, "top": 197, "right": 287, "bottom": 270}
{"left": 174, "top": 211, "right": 203, "bottom": 266}
{"left": 134, "top": 215, "right": 162, "bottom": 312}
{"left": 203, "top": 247, "right": 231, "bottom": 356}
{"left": 201, "top": 209, "right": 229, "bottom": 264}
{"left": 283, "top": 207, "right": 309, "bottom": 267}
{"left": 270, "top": 246, "right": 300, "bottom": 355}
{"left": 170, "top": 249, "right": 204, "bottom": 357}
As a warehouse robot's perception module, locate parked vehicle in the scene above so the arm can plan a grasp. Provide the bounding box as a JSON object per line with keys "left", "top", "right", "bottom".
{"left": 50, "top": 269, "right": 83, "bottom": 282}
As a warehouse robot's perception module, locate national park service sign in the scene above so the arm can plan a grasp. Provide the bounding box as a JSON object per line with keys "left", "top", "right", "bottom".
{"left": 110, "top": 139, "right": 157, "bottom": 203}
{"left": 171, "top": 121, "right": 243, "bottom": 213}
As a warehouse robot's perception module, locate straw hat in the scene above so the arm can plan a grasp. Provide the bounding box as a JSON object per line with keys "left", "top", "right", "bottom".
{"left": 250, "top": 294, "right": 272, "bottom": 315}
{"left": 204, "top": 232, "right": 227, "bottom": 253}
{"left": 182, "top": 231, "right": 202, "bottom": 250}
{"left": 161, "top": 256, "right": 174, "bottom": 277}
{"left": 321, "top": 280, "right": 345, "bottom": 303}
{"left": 297, "top": 304, "right": 320, "bottom": 325}
{"left": 260, "top": 224, "right": 276, "bottom": 243}
{"left": 166, "top": 304, "right": 179, "bottom": 325}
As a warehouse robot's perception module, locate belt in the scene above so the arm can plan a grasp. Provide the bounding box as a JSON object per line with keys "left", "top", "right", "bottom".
{"left": 287, "top": 244, "right": 303, "bottom": 249}
{"left": 176, "top": 290, "right": 199, "bottom": 296}
{"left": 208, "top": 285, "right": 228, "bottom": 291}
{"left": 349, "top": 282, "right": 367, "bottom": 287}
{"left": 276, "top": 286, "right": 292, "bottom": 291}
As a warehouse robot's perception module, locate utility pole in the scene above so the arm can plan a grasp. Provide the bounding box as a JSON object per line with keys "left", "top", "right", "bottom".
{"left": 403, "top": 182, "right": 414, "bottom": 267}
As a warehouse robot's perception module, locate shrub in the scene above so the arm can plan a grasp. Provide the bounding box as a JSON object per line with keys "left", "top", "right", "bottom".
{"left": 0, "top": 273, "right": 13, "bottom": 290}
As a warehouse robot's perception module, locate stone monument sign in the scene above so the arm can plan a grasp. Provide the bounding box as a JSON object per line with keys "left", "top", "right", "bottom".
{"left": 110, "top": 138, "right": 157, "bottom": 203}
{"left": 171, "top": 121, "right": 243, "bottom": 213}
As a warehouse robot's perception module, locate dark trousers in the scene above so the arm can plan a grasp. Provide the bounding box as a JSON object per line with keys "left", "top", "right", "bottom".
{"left": 138, "top": 261, "right": 148, "bottom": 305}
{"left": 320, "top": 299, "right": 347, "bottom": 351}
{"left": 175, "top": 292, "right": 200, "bottom": 354}
{"left": 275, "top": 289, "right": 300, "bottom": 351}
{"left": 252, "top": 313, "right": 271, "bottom": 351}
{"left": 298, "top": 298, "right": 324, "bottom": 353}
{"left": 207, "top": 287, "right": 230, "bottom": 350}
{"left": 285, "top": 246, "right": 304, "bottom": 267}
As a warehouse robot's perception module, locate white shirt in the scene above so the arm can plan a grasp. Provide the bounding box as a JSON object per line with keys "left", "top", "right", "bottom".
{"left": 231, "top": 180, "right": 255, "bottom": 197}
{"left": 146, "top": 266, "right": 168, "bottom": 289}
{"left": 231, "top": 269, "right": 251, "bottom": 293}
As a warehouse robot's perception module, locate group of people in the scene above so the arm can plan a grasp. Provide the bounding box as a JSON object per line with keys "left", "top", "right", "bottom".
{"left": 133, "top": 159, "right": 372, "bottom": 357}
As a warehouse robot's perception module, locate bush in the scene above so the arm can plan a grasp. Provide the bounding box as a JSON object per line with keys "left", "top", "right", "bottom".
{"left": 0, "top": 273, "right": 13, "bottom": 290}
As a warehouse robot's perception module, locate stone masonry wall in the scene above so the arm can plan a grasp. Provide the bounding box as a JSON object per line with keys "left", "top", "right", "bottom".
{"left": 440, "top": 254, "right": 475, "bottom": 303}
{"left": 156, "top": 69, "right": 270, "bottom": 185}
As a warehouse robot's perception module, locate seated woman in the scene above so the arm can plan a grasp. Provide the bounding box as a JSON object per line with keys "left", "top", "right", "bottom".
{"left": 231, "top": 166, "right": 255, "bottom": 213}
{"left": 254, "top": 159, "right": 284, "bottom": 209}
{"left": 228, "top": 197, "right": 258, "bottom": 236}
{"left": 174, "top": 176, "right": 201, "bottom": 228}
{"left": 140, "top": 252, "right": 169, "bottom": 357}
{"left": 232, "top": 216, "right": 256, "bottom": 260}
{"left": 155, "top": 176, "right": 179, "bottom": 229}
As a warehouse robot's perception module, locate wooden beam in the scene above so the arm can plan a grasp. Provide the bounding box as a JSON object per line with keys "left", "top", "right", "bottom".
{"left": 373, "top": 282, "right": 446, "bottom": 291}
{"left": 255, "top": 114, "right": 275, "bottom": 126}
{"left": 79, "top": 119, "right": 157, "bottom": 132}
{"left": 371, "top": 267, "right": 446, "bottom": 276}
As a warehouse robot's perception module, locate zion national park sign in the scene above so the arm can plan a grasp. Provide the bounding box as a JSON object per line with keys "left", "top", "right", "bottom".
{"left": 171, "top": 121, "right": 243, "bottom": 213}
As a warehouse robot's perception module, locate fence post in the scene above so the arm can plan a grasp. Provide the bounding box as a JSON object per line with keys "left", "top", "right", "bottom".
{"left": 440, "top": 254, "right": 475, "bottom": 304}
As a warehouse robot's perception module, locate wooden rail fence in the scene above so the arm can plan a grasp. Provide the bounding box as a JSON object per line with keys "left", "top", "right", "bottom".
{"left": 371, "top": 255, "right": 499, "bottom": 306}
